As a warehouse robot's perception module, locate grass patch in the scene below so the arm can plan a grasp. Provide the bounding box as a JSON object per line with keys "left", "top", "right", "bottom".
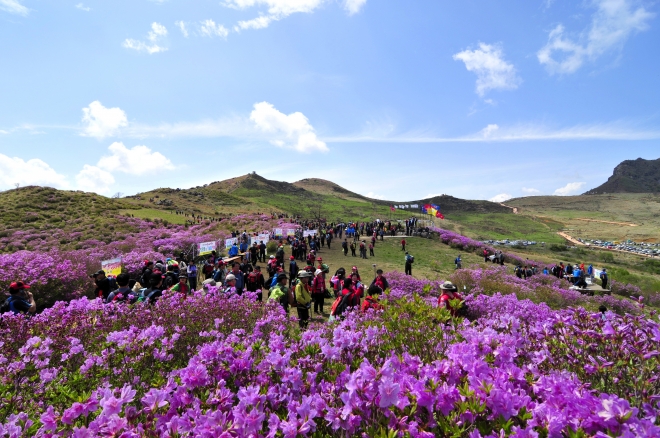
{"left": 120, "top": 209, "right": 188, "bottom": 225}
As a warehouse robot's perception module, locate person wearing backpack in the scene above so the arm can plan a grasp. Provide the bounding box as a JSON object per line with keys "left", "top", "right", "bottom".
{"left": 405, "top": 252, "right": 414, "bottom": 276}
{"left": 311, "top": 269, "right": 326, "bottom": 315}
{"left": 295, "top": 271, "right": 313, "bottom": 329}
{"left": 259, "top": 241, "right": 267, "bottom": 263}
{"left": 105, "top": 273, "right": 135, "bottom": 303}
{"left": 342, "top": 239, "right": 348, "bottom": 256}
{"left": 350, "top": 241, "right": 356, "bottom": 257}
{"left": 228, "top": 263, "right": 245, "bottom": 295}
{"left": 1, "top": 281, "right": 36, "bottom": 315}
{"left": 141, "top": 261, "right": 154, "bottom": 287}
{"left": 163, "top": 265, "right": 179, "bottom": 290}
{"left": 289, "top": 256, "right": 299, "bottom": 288}
{"left": 144, "top": 271, "right": 165, "bottom": 304}
{"left": 600, "top": 269, "right": 609, "bottom": 290}
{"left": 438, "top": 281, "right": 463, "bottom": 317}
{"left": 370, "top": 269, "right": 389, "bottom": 292}
{"left": 455, "top": 255, "right": 462, "bottom": 270}
{"left": 90, "top": 270, "right": 113, "bottom": 300}
{"left": 330, "top": 268, "right": 345, "bottom": 298}
{"left": 268, "top": 273, "right": 290, "bottom": 312}
{"left": 203, "top": 258, "right": 215, "bottom": 280}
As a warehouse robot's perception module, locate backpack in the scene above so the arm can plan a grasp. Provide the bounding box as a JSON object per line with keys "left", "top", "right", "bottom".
{"left": 0, "top": 296, "right": 15, "bottom": 314}
{"left": 204, "top": 264, "right": 214, "bottom": 275}
{"left": 247, "top": 272, "right": 259, "bottom": 285}
{"left": 107, "top": 277, "right": 118, "bottom": 291}
{"left": 320, "top": 263, "right": 329, "bottom": 273}
{"left": 407, "top": 255, "right": 414, "bottom": 264}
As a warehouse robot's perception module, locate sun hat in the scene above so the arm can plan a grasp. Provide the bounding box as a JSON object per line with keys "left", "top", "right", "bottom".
{"left": 314, "top": 269, "right": 323, "bottom": 276}
{"left": 317, "top": 257, "right": 322, "bottom": 261}
{"left": 269, "top": 255, "right": 275, "bottom": 259}
{"left": 298, "top": 271, "right": 313, "bottom": 278}
{"left": 290, "top": 256, "right": 295, "bottom": 260}
{"left": 225, "top": 274, "right": 236, "bottom": 282}
{"left": 440, "top": 281, "right": 458, "bottom": 292}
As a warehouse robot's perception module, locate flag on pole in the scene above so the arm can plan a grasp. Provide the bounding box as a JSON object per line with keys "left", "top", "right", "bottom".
{"left": 390, "top": 205, "right": 396, "bottom": 212}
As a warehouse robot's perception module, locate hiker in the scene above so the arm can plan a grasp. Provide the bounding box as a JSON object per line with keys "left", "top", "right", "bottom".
{"left": 362, "top": 284, "right": 383, "bottom": 312}
{"left": 229, "top": 263, "right": 245, "bottom": 295}
{"left": 259, "top": 241, "right": 267, "bottom": 262}
{"left": 163, "top": 265, "right": 179, "bottom": 290}
{"left": 223, "top": 274, "right": 237, "bottom": 294}
{"left": 341, "top": 277, "right": 360, "bottom": 309}
{"left": 369, "top": 242, "right": 375, "bottom": 257}
{"left": 228, "top": 242, "right": 239, "bottom": 257}
{"left": 141, "top": 261, "right": 154, "bottom": 287}
{"left": 438, "top": 281, "right": 463, "bottom": 317}
{"left": 144, "top": 271, "right": 165, "bottom": 304}
{"left": 405, "top": 252, "right": 414, "bottom": 276}
{"left": 213, "top": 261, "right": 227, "bottom": 285}
{"left": 268, "top": 273, "right": 290, "bottom": 312}
{"left": 246, "top": 266, "right": 265, "bottom": 299}
{"left": 483, "top": 249, "right": 489, "bottom": 263}
{"left": 370, "top": 269, "right": 389, "bottom": 291}
{"left": 330, "top": 268, "right": 346, "bottom": 297}
{"left": 249, "top": 243, "right": 259, "bottom": 266}
{"left": 351, "top": 273, "right": 365, "bottom": 300}
{"left": 295, "top": 271, "right": 313, "bottom": 329}
{"left": 170, "top": 274, "right": 190, "bottom": 295}
{"left": 203, "top": 258, "right": 215, "bottom": 280}
{"left": 106, "top": 273, "right": 136, "bottom": 303}
{"left": 90, "top": 270, "right": 113, "bottom": 301}
{"left": 2, "top": 281, "right": 36, "bottom": 315}
{"left": 342, "top": 239, "right": 348, "bottom": 256}
{"left": 311, "top": 269, "right": 326, "bottom": 315}
{"left": 401, "top": 239, "right": 406, "bottom": 251}
{"left": 187, "top": 261, "right": 198, "bottom": 291}
{"left": 587, "top": 264, "right": 594, "bottom": 281}
{"left": 360, "top": 241, "right": 367, "bottom": 259}
{"left": 600, "top": 269, "right": 609, "bottom": 290}
{"left": 455, "top": 255, "right": 462, "bottom": 270}
{"left": 350, "top": 241, "right": 356, "bottom": 257}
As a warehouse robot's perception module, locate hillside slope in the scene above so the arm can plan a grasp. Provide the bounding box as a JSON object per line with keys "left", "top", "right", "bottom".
{"left": 585, "top": 157, "right": 660, "bottom": 194}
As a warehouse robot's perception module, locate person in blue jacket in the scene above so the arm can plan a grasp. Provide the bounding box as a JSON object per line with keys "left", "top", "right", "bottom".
{"left": 228, "top": 243, "right": 239, "bottom": 257}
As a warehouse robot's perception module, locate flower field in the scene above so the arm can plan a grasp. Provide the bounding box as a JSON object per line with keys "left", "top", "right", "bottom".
{"left": 1, "top": 272, "right": 659, "bottom": 437}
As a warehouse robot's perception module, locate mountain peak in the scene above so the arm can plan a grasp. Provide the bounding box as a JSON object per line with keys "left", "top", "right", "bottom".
{"left": 585, "top": 157, "right": 660, "bottom": 194}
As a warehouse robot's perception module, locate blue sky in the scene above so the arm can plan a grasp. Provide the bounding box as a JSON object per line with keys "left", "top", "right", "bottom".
{"left": 0, "top": 0, "right": 658, "bottom": 202}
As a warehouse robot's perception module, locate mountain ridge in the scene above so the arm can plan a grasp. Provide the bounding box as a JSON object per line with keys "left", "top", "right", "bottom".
{"left": 585, "top": 157, "right": 660, "bottom": 195}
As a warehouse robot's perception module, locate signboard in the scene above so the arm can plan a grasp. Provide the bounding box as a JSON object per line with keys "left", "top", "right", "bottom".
{"left": 101, "top": 257, "right": 122, "bottom": 277}
{"left": 303, "top": 230, "right": 318, "bottom": 237}
{"left": 225, "top": 238, "right": 238, "bottom": 249}
{"left": 286, "top": 229, "right": 296, "bottom": 237}
{"left": 274, "top": 228, "right": 283, "bottom": 237}
{"left": 199, "top": 241, "right": 217, "bottom": 256}
{"left": 250, "top": 234, "right": 270, "bottom": 246}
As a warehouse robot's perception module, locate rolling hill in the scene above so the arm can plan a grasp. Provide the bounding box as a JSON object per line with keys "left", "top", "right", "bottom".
{"left": 585, "top": 157, "right": 660, "bottom": 194}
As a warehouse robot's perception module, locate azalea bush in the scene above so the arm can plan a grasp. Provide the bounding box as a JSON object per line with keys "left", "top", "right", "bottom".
{"left": 1, "top": 275, "right": 659, "bottom": 437}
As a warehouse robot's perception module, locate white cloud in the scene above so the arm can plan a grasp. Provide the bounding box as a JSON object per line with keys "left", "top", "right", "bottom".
{"left": 81, "top": 101, "right": 128, "bottom": 139}
{"left": 199, "top": 19, "right": 229, "bottom": 38}
{"left": 0, "top": 154, "right": 69, "bottom": 189}
{"left": 123, "top": 22, "right": 168, "bottom": 54}
{"left": 553, "top": 182, "right": 585, "bottom": 196}
{"left": 453, "top": 42, "right": 521, "bottom": 96}
{"left": 538, "top": 0, "right": 654, "bottom": 74}
{"left": 236, "top": 15, "right": 275, "bottom": 31}
{"left": 489, "top": 193, "right": 512, "bottom": 203}
{"left": 0, "top": 0, "right": 28, "bottom": 15}
{"left": 250, "top": 102, "right": 328, "bottom": 153}
{"left": 522, "top": 187, "right": 541, "bottom": 194}
{"left": 175, "top": 20, "right": 189, "bottom": 37}
{"left": 343, "top": 0, "right": 366, "bottom": 15}
{"left": 75, "top": 3, "right": 90, "bottom": 11}
{"left": 75, "top": 165, "right": 115, "bottom": 194}
{"left": 223, "top": 0, "right": 324, "bottom": 30}
{"left": 366, "top": 191, "right": 385, "bottom": 200}
{"left": 97, "top": 142, "right": 175, "bottom": 176}
{"left": 324, "top": 121, "right": 660, "bottom": 143}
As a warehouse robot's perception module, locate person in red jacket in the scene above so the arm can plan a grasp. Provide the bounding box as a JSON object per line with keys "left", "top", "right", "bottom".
{"left": 311, "top": 269, "right": 326, "bottom": 315}
{"left": 401, "top": 239, "right": 406, "bottom": 251}
{"left": 362, "top": 284, "right": 384, "bottom": 312}
{"left": 438, "top": 281, "right": 463, "bottom": 317}
{"left": 341, "top": 278, "right": 360, "bottom": 308}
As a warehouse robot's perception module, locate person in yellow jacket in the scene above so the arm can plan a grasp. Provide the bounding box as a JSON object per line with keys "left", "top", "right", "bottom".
{"left": 268, "top": 273, "right": 290, "bottom": 312}
{"left": 295, "top": 271, "right": 313, "bottom": 329}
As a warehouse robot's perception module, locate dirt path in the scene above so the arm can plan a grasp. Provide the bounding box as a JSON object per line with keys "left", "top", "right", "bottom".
{"left": 557, "top": 232, "right": 583, "bottom": 246}
{"left": 574, "top": 218, "right": 638, "bottom": 227}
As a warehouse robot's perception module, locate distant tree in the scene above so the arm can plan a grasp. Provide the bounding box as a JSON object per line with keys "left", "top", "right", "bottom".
{"left": 112, "top": 192, "right": 124, "bottom": 199}
{"left": 14, "top": 183, "right": 19, "bottom": 189}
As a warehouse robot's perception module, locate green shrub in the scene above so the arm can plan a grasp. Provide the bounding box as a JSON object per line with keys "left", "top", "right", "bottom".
{"left": 549, "top": 244, "right": 567, "bottom": 252}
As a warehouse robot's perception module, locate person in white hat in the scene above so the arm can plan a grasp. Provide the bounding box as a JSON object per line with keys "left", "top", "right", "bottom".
{"left": 295, "top": 271, "right": 313, "bottom": 328}
{"left": 223, "top": 274, "right": 237, "bottom": 294}
{"left": 311, "top": 269, "right": 326, "bottom": 315}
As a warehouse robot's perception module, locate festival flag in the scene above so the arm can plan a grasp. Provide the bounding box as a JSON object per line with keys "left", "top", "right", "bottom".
{"left": 436, "top": 211, "right": 445, "bottom": 219}
{"left": 390, "top": 205, "right": 396, "bottom": 212}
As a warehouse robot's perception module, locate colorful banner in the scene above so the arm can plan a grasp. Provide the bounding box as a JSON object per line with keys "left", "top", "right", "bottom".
{"left": 225, "top": 238, "right": 238, "bottom": 249}
{"left": 274, "top": 228, "right": 283, "bottom": 237}
{"left": 286, "top": 229, "right": 296, "bottom": 237}
{"left": 250, "top": 235, "right": 270, "bottom": 246}
{"left": 199, "top": 241, "right": 217, "bottom": 256}
{"left": 101, "top": 257, "right": 122, "bottom": 277}
{"left": 303, "top": 230, "right": 318, "bottom": 237}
